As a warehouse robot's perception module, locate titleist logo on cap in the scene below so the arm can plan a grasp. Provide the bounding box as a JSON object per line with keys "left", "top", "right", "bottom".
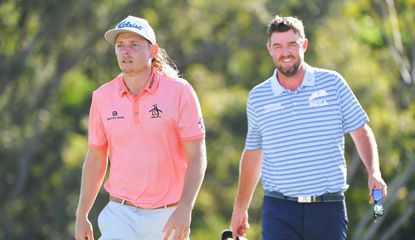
{"left": 117, "top": 21, "right": 144, "bottom": 30}
{"left": 104, "top": 15, "right": 156, "bottom": 44}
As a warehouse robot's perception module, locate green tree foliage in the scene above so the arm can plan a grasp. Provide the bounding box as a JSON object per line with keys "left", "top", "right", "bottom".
{"left": 0, "top": 0, "right": 414, "bottom": 239}
{"left": 310, "top": 1, "right": 415, "bottom": 239}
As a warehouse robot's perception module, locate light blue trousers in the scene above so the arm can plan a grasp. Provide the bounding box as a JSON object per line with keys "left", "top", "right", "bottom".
{"left": 98, "top": 201, "right": 188, "bottom": 240}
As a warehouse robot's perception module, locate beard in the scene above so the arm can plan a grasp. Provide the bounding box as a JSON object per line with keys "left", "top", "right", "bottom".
{"left": 276, "top": 57, "right": 302, "bottom": 77}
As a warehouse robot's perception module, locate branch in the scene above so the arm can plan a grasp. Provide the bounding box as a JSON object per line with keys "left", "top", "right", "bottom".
{"left": 380, "top": 199, "right": 415, "bottom": 240}
{"left": 352, "top": 158, "right": 415, "bottom": 239}
{"left": 379, "top": 0, "right": 413, "bottom": 84}
{"left": 8, "top": 117, "right": 45, "bottom": 200}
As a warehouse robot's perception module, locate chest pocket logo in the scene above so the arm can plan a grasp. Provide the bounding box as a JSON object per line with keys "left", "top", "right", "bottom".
{"left": 308, "top": 90, "right": 329, "bottom": 107}
{"left": 149, "top": 104, "right": 163, "bottom": 118}
{"left": 106, "top": 110, "right": 125, "bottom": 121}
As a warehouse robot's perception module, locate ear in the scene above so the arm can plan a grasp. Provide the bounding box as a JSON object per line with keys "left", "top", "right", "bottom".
{"left": 150, "top": 44, "right": 159, "bottom": 57}
{"left": 266, "top": 43, "right": 272, "bottom": 56}
{"left": 302, "top": 38, "right": 308, "bottom": 53}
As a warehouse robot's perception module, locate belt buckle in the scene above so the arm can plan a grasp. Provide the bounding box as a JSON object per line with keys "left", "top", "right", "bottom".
{"left": 298, "top": 196, "right": 313, "bottom": 203}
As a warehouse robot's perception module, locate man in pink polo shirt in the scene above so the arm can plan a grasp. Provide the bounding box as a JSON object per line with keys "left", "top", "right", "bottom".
{"left": 74, "top": 15, "right": 207, "bottom": 240}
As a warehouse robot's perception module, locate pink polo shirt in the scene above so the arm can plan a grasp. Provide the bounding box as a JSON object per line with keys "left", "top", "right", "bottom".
{"left": 88, "top": 70, "right": 205, "bottom": 208}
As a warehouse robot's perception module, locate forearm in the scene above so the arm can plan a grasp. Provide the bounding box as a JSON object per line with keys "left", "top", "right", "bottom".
{"left": 351, "top": 124, "right": 387, "bottom": 198}
{"left": 234, "top": 149, "right": 262, "bottom": 211}
{"left": 179, "top": 139, "right": 207, "bottom": 209}
{"left": 351, "top": 124, "right": 381, "bottom": 176}
{"left": 76, "top": 148, "right": 108, "bottom": 217}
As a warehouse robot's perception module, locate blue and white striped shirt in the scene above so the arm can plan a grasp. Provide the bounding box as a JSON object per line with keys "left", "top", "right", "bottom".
{"left": 246, "top": 64, "right": 368, "bottom": 196}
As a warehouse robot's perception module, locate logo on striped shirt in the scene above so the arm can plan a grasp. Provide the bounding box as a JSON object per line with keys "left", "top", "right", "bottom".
{"left": 264, "top": 103, "right": 284, "bottom": 113}
{"left": 309, "top": 90, "right": 328, "bottom": 107}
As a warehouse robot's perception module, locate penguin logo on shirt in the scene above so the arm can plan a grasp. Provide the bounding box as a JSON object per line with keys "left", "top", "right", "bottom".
{"left": 149, "top": 104, "right": 163, "bottom": 118}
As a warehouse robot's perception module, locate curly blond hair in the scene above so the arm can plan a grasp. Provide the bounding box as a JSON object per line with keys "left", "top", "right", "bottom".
{"left": 151, "top": 47, "right": 179, "bottom": 78}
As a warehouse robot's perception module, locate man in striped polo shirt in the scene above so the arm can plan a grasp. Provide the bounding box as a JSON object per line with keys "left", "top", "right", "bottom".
{"left": 230, "top": 15, "right": 387, "bottom": 240}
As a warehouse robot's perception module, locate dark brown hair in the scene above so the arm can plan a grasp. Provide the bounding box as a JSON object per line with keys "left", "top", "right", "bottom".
{"left": 267, "top": 15, "right": 305, "bottom": 44}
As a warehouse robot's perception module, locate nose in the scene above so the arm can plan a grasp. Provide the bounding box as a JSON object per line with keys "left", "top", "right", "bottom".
{"left": 280, "top": 47, "right": 292, "bottom": 56}
{"left": 121, "top": 46, "right": 131, "bottom": 55}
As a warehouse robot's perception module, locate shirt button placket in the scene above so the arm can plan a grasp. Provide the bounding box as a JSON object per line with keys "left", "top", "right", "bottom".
{"left": 133, "top": 98, "right": 140, "bottom": 124}
{"left": 289, "top": 91, "right": 296, "bottom": 114}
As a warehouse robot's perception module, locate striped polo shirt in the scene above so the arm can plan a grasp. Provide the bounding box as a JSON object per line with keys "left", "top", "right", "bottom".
{"left": 246, "top": 64, "right": 368, "bottom": 196}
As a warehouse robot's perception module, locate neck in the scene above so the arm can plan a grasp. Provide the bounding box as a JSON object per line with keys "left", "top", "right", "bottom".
{"left": 277, "top": 64, "right": 306, "bottom": 91}
{"left": 123, "top": 68, "right": 152, "bottom": 95}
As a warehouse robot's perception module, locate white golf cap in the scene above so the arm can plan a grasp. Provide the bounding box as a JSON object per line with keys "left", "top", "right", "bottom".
{"left": 104, "top": 15, "right": 156, "bottom": 45}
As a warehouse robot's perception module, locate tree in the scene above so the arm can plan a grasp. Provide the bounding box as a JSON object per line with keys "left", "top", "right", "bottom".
{"left": 0, "top": 0, "right": 413, "bottom": 239}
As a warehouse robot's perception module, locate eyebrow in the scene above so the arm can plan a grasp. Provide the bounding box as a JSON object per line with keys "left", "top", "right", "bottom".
{"left": 115, "top": 40, "right": 143, "bottom": 44}
{"left": 272, "top": 40, "right": 299, "bottom": 46}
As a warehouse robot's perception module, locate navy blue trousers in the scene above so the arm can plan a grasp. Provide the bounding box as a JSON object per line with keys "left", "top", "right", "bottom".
{"left": 262, "top": 196, "right": 348, "bottom": 240}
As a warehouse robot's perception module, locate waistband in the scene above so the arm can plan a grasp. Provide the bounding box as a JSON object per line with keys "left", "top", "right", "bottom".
{"left": 265, "top": 190, "right": 344, "bottom": 203}
{"left": 110, "top": 196, "right": 179, "bottom": 209}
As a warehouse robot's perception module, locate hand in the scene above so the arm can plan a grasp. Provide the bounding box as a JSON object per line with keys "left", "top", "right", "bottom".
{"left": 368, "top": 173, "right": 387, "bottom": 204}
{"left": 75, "top": 216, "right": 94, "bottom": 240}
{"left": 162, "top": 205, "right": 192, "bottom": 240}
{"left": 230, "top": 209, "right": 249, "bottom": 240}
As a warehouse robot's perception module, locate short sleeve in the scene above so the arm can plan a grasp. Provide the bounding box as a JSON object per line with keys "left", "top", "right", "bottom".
{"left": 245, "top": 92, "right": 262, "bottom": 150}
{"left": 88, "top": 92, "right": 108, "bottom": 149}
{"left": 336, "top": 74, "right": 369, "bottom": 133}
{"left": 178, "top": 82, "right": 205, "bottom": 141}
